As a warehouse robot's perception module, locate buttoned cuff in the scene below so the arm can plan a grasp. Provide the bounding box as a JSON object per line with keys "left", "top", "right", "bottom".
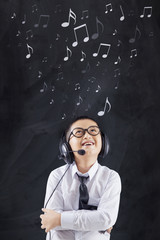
{"left": 61, "top": 211, "right": 75, "bottom": 229}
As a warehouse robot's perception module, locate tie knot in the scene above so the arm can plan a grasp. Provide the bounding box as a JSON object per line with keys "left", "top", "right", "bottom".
{"left": 76, "top": 173, "right": 89, "bottom": 184}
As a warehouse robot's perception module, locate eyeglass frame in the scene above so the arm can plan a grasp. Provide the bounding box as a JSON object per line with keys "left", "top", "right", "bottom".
{"left": 67, "top": 125, "right": 101, "bottom": 143}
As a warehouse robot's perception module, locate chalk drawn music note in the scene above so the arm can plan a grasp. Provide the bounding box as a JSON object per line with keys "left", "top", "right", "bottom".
{"left": 22, "top": 14, "right": 26, "bottom": 24}
{"left": 26, "top": 44, "right": 33, "bottom": 59}
{"left": 42, "top": 57, "right": 47, "bottom": 63}
{"left": 149, "top": 32, "right": 154, "bottom": 37}
{"left": 81, "top": 62, "right": 90, "bottom": 74}
{"left": 81, "top": 10, "right": 89, "bottom": 20}
{"left": 93, "top": 43, "right": 111, "bottom": 58}
{"left": 55, "top": 4, "right": 61, "bottom": 13}
{"left": 87, "top": 87, "right": 90, "bottom": 92}
{"left": 114, "top": 56, "right": 121, "bottom": 65}
{"left": 64, "top": 46, "right": 72, "bottom": 61}
{"left": 38, "top": 71, "right": 42, "bottom": 78}
{"left": 57, "top": 72, "right": 63, "bottom": 81}
{"left": 117, "top": 40, "right": 122, "bottom": 47}
{"left": 51, "top": 85, "right": 55, "bottom": 92}
{"left": 95, "top": 85, "right": 101, "bottom": 93}
{"left": 26, "top": 30, "right": 33, "bottom": 40}
{"left": 130, "top": 49, "right": 137, "bottom": 58}
{"left": 115, "top": 79, "right": 120, "bottom": 89}
{"left": 50, "top": 99, "right": 54, "bottom": 105}
{"left": 32, "top": 4, "right": 38, "bottom": 13}
{"left": 98, "top": 97, "right": 111, "bottom": 116}
{"left": 11, "top": 13, "right": 16, "bottom": 19}
{"left": 129, "top": 25, "right": 141, "bottom": 43}
{"left": 92, "top": 17, "right": 104, "bottom": 40}
{"left": 16, "top": 30, "right": 21, "bottom": 37}
{"left": 88, "top": 76, "right": 96, "bottom": 83}
{"left": 140, "top": 6, "right": 152, "bottom": 18}
{"left": 56, "top": 33, "right": 60, "bottom": 40}
{"left": 34, "top": 15, "right": 50, "bottom": 28}
{"left": 72, "top": 24, "right": 89, "bottom": 47}
{"left": 75, "top": 83, "right": 80, "bottom": 90}
{"left": 62, "top": 113, "right": 66, "bottom": 120}
{"left": 114, "top": 68, "right": 121, "bottom": 77}
{"left": 80, "top": 51, "right": 86, "bottom": 62}
{"left": 105, "top": 3, "right": 113, "bottom": 14}
{"left": 76, "top": 96, "right": 83, "bottom": 106}
{"left": 85, "top": 104, "right": 91, "bottom": 112}
{"left": 61, "top": 8, "right": 76, "bottom": 27}
{"left": 113, "top": 29, "right": 117, "bottom": 36}
{"left": 96, "top": 61, "right": 100, "bottom": 67}
{"left": 40, "top": 82, "right": 47, "bottom": 93}
{"left": 120, "top": 5, "right": 125, "bottom": 21}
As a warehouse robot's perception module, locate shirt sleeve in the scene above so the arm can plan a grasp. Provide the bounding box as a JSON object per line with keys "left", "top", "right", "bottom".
{"left": 44, "top": 167, "right": 69, "bottom": 231}
{"left": 44, "top": 170, "right": 64, "bottom": 211}
{"left": 61, "top": 170, "right": 121, "bottom": 231}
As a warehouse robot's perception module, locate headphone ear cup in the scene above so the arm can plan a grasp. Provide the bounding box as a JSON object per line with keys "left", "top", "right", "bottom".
{"left": 99, "top": 132, "right": 110, "bottom": 158}
{"left": 59, "top": 134, "right": 74, "bottom": 164}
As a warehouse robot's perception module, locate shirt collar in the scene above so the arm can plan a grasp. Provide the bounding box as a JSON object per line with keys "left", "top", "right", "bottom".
{"left": 71, "top": 160, "right": 98, "bottom": 181}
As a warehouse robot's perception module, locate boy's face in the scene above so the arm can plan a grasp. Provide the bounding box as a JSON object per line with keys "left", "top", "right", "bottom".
{"left": 68, "top": 119, "right": 102, "bottom": 158}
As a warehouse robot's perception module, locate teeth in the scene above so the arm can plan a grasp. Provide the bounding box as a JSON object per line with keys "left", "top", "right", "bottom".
{"left": 83, "top": 142, "right": 93, "bottom": 146}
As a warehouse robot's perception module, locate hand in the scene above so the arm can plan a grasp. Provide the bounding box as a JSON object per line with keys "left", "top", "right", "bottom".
{"left": 40, "top": 208, "right": 61, "bottom": 233}
{"left": 106, "top": 226, "right": 113, "bottom": 234}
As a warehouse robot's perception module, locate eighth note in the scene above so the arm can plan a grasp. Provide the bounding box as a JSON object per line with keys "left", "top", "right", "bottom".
{"left": 93, "top": 43, "right": 111, "bottom": 58}
{"left": 114, "top": 68, "right": 121, "bottom": 77}
{"left": 75, "top": 83, "right": 80, "bottom": 90}
{"left": 57, "top": 72, "right": 63, "bottom": 81}
{"left": 140, "top": 6, "right": 152, "bottom": 18}
{"left": 81, "top": 62, "right": 90, "bottom": 74}
{"left": 34, "top": 15, "right": 50, "bottom": 28}
{"left": 95, "top": 85, "right": 101, "bottom": 93}
{"left": 97, "top": 97, "right": 111, "bottom": 116}
{"left": 40, "top": 82, "right": 47, "bottom": 93}
{"left": 105, "top": 3, "right": 113, "bottom": 14}
{"left": 92, "top": 17, "right": 104, "bottom": 40}
{"left": 129, "top": 25, "right": 141, "bottom": 43}
{"left": 76, "top": 96, "right": 83, "bottom": 106}
{"left": 130, "top": 49, "right": 137, "bottom": 58}
{"left": 22, "top": 14, "right": 26, "bottom": 24}
{"left": 80, "top": 51, "right": 86, "bottom": 62}
{"left": 26, "top": 44, "right": 33, "bottom": 59}
{"left": 72, "top": 24, "right": 89, "bottom": 47}
{"left": 114, "top": 56, "right": 121, "bottom": 65}
{"left": 50, "top": 99, "right": 54, "bottom": 105}
{"left": 26, "top": 30, "right": 33, "bottom": 40}
{"left": 81, "top": 10, "right": 89, "bottom": 20}
{"left": 64, "top": 46, "right": 72, "bottom": 61}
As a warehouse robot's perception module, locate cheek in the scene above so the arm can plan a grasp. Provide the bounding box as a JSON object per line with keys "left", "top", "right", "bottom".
{"left": 96, "top": 136, "right": 102, "bottom": 151}
{"left": 69, "top": 139, "right": 80, "bottom": 149}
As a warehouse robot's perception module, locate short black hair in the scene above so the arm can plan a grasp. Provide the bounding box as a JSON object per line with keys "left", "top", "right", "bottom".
{"left": 65, "top": 115, "right": 99, "bottom": 142}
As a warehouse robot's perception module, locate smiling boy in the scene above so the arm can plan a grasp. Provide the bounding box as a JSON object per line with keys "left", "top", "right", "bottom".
{"left": 40, "top": 116, "right": 121, "bottom": 240}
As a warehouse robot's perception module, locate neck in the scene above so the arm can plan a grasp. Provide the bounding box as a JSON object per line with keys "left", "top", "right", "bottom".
{"left": 75, "top": 155, "right": 97, "bottom": 173}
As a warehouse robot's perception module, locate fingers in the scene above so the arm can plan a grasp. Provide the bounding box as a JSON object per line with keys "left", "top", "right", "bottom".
{"left": 41, "top": 208, "right": 47, "bottom": 213}
{"left": 106, "top": 226, "right": 113, "bottom": 234}
{"left": 41, "top": 225, "right": 49, "bottom": 233}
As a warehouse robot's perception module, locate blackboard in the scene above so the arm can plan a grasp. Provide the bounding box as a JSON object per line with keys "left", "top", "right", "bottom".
{"left": 0, "top": 0, "right": 160, "bottom": 239}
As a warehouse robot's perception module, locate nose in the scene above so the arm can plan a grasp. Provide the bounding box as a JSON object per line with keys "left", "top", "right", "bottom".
{"left": 83, "top": 129, "right": 91, "bottom": 138}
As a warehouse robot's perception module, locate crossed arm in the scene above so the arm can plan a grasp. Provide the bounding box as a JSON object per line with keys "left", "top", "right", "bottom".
{"left": 40, "top": 170, "right": 121, "bottom": 234}
{"left": 40, "top": 208, "right": 113, "bottom": 233}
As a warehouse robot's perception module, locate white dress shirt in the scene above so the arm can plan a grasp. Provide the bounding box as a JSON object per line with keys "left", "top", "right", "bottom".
{"left": 44, "top": 161, "right": 121, "bottom": 240}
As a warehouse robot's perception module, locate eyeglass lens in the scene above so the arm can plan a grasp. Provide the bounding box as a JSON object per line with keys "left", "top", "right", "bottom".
{"left": 72, "top": 126, "right": 99, "bottom": 137}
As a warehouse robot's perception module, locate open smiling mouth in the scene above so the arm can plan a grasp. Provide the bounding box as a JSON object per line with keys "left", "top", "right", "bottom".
{"left": 82, "top": 142, "right": 95, "bottom": 147}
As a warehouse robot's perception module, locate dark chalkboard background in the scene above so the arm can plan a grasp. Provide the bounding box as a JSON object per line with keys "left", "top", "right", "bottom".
{"left": 0, "top": 0, "right": 160, "bottom": 239}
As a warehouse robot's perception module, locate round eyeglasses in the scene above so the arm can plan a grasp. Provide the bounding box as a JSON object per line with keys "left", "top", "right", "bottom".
{"left": 68, "top": 126, "right": 100, "bottom": 142}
